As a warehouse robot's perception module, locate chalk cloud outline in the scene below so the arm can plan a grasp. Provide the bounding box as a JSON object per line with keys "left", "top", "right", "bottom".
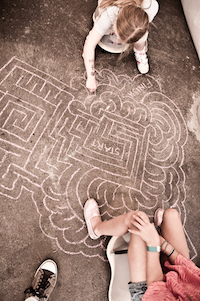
{"left": 0, "top": 58, "right": 196, "bottom": 260}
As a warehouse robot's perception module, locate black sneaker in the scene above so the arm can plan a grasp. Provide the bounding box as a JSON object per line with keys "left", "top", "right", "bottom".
{"left": 24, "top": 259, "right": 58, "bottom": 300}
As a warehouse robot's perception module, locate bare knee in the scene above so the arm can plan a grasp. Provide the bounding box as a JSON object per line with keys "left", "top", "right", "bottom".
{"left": 163, "top": 208, "right": 180, "bottom": 223}
{"left": 125, "top": 211, "right": 136, "bottom": 228}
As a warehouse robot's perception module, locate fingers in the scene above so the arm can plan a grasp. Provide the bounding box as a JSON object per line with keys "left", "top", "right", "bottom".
{"left": 136, "top": 211, "right": 149, "bottom": 223}
{"left": 129, "top": 212, "right": 150, "bottom": 233}
{"left": 86, "top": 79, "right": 97, "bottom": 93}
{"left": 87, "top": 88, "right": 96, "bottom": 93}
{"left": 131, "top": 216, "right": 144, "bottom": 229}
{"left": 129, "top": 212, "right": 160, "bottom": 245}
{"left": 131, "top": 211, "right": 149, "bottom": 227}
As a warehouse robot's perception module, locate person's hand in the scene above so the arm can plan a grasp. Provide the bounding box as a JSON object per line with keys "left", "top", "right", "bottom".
{"left": 129, "top": 211, "right": 160, "bottom": 246}
{"left": 86, "top": 76, "right": 97, "bottom": 93}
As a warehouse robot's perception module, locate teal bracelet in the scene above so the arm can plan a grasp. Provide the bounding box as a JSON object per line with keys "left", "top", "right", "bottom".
{"left": 167, "top": 247, "right": 175, "bottom": 257}
{"left": 161, "top": 240, "right": 167, "bottom": 249}
{"left": 147, "top": 246, "right": 161, "bottom": 252}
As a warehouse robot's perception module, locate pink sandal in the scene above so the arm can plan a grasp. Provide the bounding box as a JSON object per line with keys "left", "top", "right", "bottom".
{"left": 154, "top": 208, "right": 164, "bottom": 227}
{"left": 84, "top": 198, "right": 100, "bottom": 240}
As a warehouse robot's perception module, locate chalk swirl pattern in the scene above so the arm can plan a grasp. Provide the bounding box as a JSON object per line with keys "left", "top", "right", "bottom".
{"left": 0, "top": 58, "right": 196, "bottom": 260}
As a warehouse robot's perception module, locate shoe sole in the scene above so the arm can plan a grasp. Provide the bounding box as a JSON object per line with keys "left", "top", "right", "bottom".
{"left": 154, "top": 208, "right": 164, "bottom": 227}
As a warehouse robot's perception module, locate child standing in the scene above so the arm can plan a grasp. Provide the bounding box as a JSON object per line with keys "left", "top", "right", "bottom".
{"left": 83, "top": 0, "right": 159, "bottom": 92}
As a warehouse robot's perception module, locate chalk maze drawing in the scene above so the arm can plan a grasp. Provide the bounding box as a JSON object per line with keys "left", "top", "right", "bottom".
{"left": 0, "top": 57, "right": 197, "bottom": 260}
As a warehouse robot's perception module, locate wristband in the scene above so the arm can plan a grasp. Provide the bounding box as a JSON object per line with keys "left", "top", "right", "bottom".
{"left": 163, "top": 243, "right": 169, "bottom": 254}
{"left": 161, "top": 240, "right": 168, "bottom": 249}
{"left": 147, "top": 246, "right": 161, "bottom": 252}
{"left": 167, "top": 247, "right": 175, "bottom": 257}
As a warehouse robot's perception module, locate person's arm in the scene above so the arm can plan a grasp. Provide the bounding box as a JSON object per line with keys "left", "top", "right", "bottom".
{"left": 144, "top": 223, "right": 163, "bottom": 287}
{"left": 83, "top": 27, "right": 102, "bottom": 92}
{"left": 147, "top": 235, "right": 180, "bottom": 286}
{"left": 146, "top": 251, "right": 163, "bottom": 287}
{"left": 129, "top": 212, "right": 163, "bottom": 287}
{"left": 159, "top": 236, "right": 179, "bottom": 264}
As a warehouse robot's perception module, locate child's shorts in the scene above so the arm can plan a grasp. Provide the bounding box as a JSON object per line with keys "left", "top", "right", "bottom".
{"left": 128, "top": 281, "right": 147, "bottom": 301}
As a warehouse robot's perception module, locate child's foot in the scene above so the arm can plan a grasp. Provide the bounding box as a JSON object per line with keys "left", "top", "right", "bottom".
{"left": 24, "top": 259, "right": 57, "bottom": 301}
{"left": 154, "top": 208, "right": 164, "bottom": 227}
{"left": 134, "top": 43, "right": 149, "bottom": 74}
{"left": 84, "top": 198, "right": 102, "bottom": 239}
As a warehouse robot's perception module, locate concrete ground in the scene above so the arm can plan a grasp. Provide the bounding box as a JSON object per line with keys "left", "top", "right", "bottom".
{"left": 0, "top": 0, "right": 200, "bottom": 300}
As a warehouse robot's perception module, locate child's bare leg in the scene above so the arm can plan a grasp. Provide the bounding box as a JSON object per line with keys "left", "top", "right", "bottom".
{"left": 132, "top": 38, "right": 148, "bottom": 74}
{"left": 128, "top": 233, "right": 147, "bottom": 283}
{"left": 160, "top": 209, "right": 189, "bottom": 259}
{"left": 91, "top": 211, "right": 136, "bottom": 237}
{"left": 92, "top": 211, "right": 147, "bottom": 282}
{"left": 133, "top": 40, "right": 146, "bottom": 51}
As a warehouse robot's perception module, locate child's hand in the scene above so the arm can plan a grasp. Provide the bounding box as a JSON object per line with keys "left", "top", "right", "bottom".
{"left": 129, "top": 211, "right": 160, "bottom": 246}
{"left": 86, "top": 76, "right": 97, "bottom": 93}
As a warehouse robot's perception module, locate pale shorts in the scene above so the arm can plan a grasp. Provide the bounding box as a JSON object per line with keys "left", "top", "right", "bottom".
{"left": 128, "top": 281, "right": 147, "bottom": 301}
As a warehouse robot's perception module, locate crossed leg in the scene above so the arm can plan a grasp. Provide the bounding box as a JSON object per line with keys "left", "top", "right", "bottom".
{"left": 92, "top": 211, "right": 138, "bottom": 238}
{"left": 89, "top": 206, "right": 189, "bottom": 284}
{"left": 90, "top": 210, "right": 147, "bottom": 283}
